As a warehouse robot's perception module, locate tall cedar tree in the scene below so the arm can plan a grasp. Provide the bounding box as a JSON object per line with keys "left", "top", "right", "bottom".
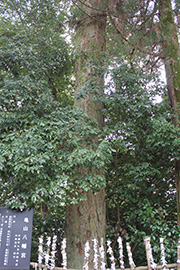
{"left": 158, "top": 0, "right": 180, "bottom": 225}
{"left": 65, "top": 0, "right": 107, "bottom": 268}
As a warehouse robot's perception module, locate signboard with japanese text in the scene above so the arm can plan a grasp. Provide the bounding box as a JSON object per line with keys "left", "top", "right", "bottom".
{"left": 0, "top": 207, "right": 33, "bottom": 270}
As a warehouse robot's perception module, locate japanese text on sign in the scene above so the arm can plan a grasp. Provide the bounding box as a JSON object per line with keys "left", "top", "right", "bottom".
{"left": 0, "top": 207, "right": 33, "bottom": 270}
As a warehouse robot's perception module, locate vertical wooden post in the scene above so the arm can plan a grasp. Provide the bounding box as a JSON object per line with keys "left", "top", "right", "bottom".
{"left": 177, "top": 238, "right": 180, "bottom": 270}
{"left": 93, "top": 238, "right": 99, "bottom": 270}
{"left": 61, "top": 238, "right": 67, "bottom": 270}
{"left": 117, "top": 237, "right": 125, "bottom": 270}
{"left": 160, "top": 238, "right": 167, "bottom": 270}
{"left": 50, "top": 235, "right": 57, "bottom": 270}
{"left": 45, "top": 236, "right": 51, "bottom": 270}
{"left": 83, "top": 241, "right": 90, "bottom": 270}
{"left": 126, "top": 242, "right": 136, "bottom": 270}
{"left": 107, "top": 240, "right": 116, "bottom": 270}
{"left": 144, "top": 237, "right": 152, "bottom": 270}
{"left": 144, "top": 236, "right": 157, "bottom": 270}
{"left": 99, "top": 238, "right": 106, "bottom": 270}
{"left": 38, "top": 235, "right": 44, "bottom": 270}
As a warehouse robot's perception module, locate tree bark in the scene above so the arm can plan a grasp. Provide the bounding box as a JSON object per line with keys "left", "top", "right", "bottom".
{"left": 159, "top": 0, "right": 180, "bottom": 225}
{"left": 65, "top": 1, "right": 106, "bottom": 269}
{"left": 65, "top": 190, "right": 106, "bottom": 269}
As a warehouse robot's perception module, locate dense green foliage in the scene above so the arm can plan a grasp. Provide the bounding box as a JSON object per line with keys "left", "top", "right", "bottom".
{"left": 103, "top": 64, "right": 180, "bottom": 265}
{"left": 0, "top": 0, "right": 111, "bottom": 263}
{"left": 0, "top": 0, "right": 180, "bottom": 267}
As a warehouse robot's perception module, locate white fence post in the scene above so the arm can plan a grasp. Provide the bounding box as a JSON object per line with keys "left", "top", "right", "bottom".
{"left": 83, "top": 240, "right": 90, "bottom": 270}
{"left": 99, "top": 238, "right": 106, "bottom": 270}
{"left": 117, "top": 236, "right": 124, "bottom": 270}
{"left": 50, "top": 235, "right": 57, "bottom": 270}
{"left": 45, "top": 236, "right": 51, "bottom": 270}
{"left": 38, "top": 235, "right": 43, "bottom": 270}
{"left": 61, "top": 238, "right": 67, "bottom": 270}
{"left": 160, "top": 238, "right": 167, "bottom": 270}
{"left": 107, "top": 240, "right": 116, "bottom": 270}
{"left": 126, "top": 242, "right": 136, "bottom": 270}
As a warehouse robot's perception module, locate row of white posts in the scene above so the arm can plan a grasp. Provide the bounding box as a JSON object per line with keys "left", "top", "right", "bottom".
{"left": 30, "top": 236, "right": 180, "bottom": 270}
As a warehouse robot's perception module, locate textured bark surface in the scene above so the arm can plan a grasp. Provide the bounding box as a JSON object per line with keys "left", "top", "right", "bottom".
{"left": 74, "top": 12, "right": 106, "bottom": 128}
{"left": 159, "top": 0, "right": 180, "bottom": 225}
{"left": 65, "top": 1, "right": 106, "bottom": 268}
{"left": 65, "top": 190, "right": 106, "bottom": 269}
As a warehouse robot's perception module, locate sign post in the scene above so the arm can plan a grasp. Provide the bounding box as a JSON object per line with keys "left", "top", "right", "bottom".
{"left": 0, "top": 207, "right": 33, "bottom": 270}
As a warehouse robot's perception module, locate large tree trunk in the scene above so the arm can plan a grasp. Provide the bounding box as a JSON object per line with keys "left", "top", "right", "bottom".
{"left": 65, "top": 1, "right": 106, "bottom": 269}
{"left": 65, "top": 190, "right": 106, "bottom": 269}
{"left": 159, "top": 0, "right": 180, "bottom": 225}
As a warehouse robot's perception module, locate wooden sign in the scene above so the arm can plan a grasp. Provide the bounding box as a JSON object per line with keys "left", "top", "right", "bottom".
{"left": 0, "top": 207, "right": 33, "bottom": 270}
